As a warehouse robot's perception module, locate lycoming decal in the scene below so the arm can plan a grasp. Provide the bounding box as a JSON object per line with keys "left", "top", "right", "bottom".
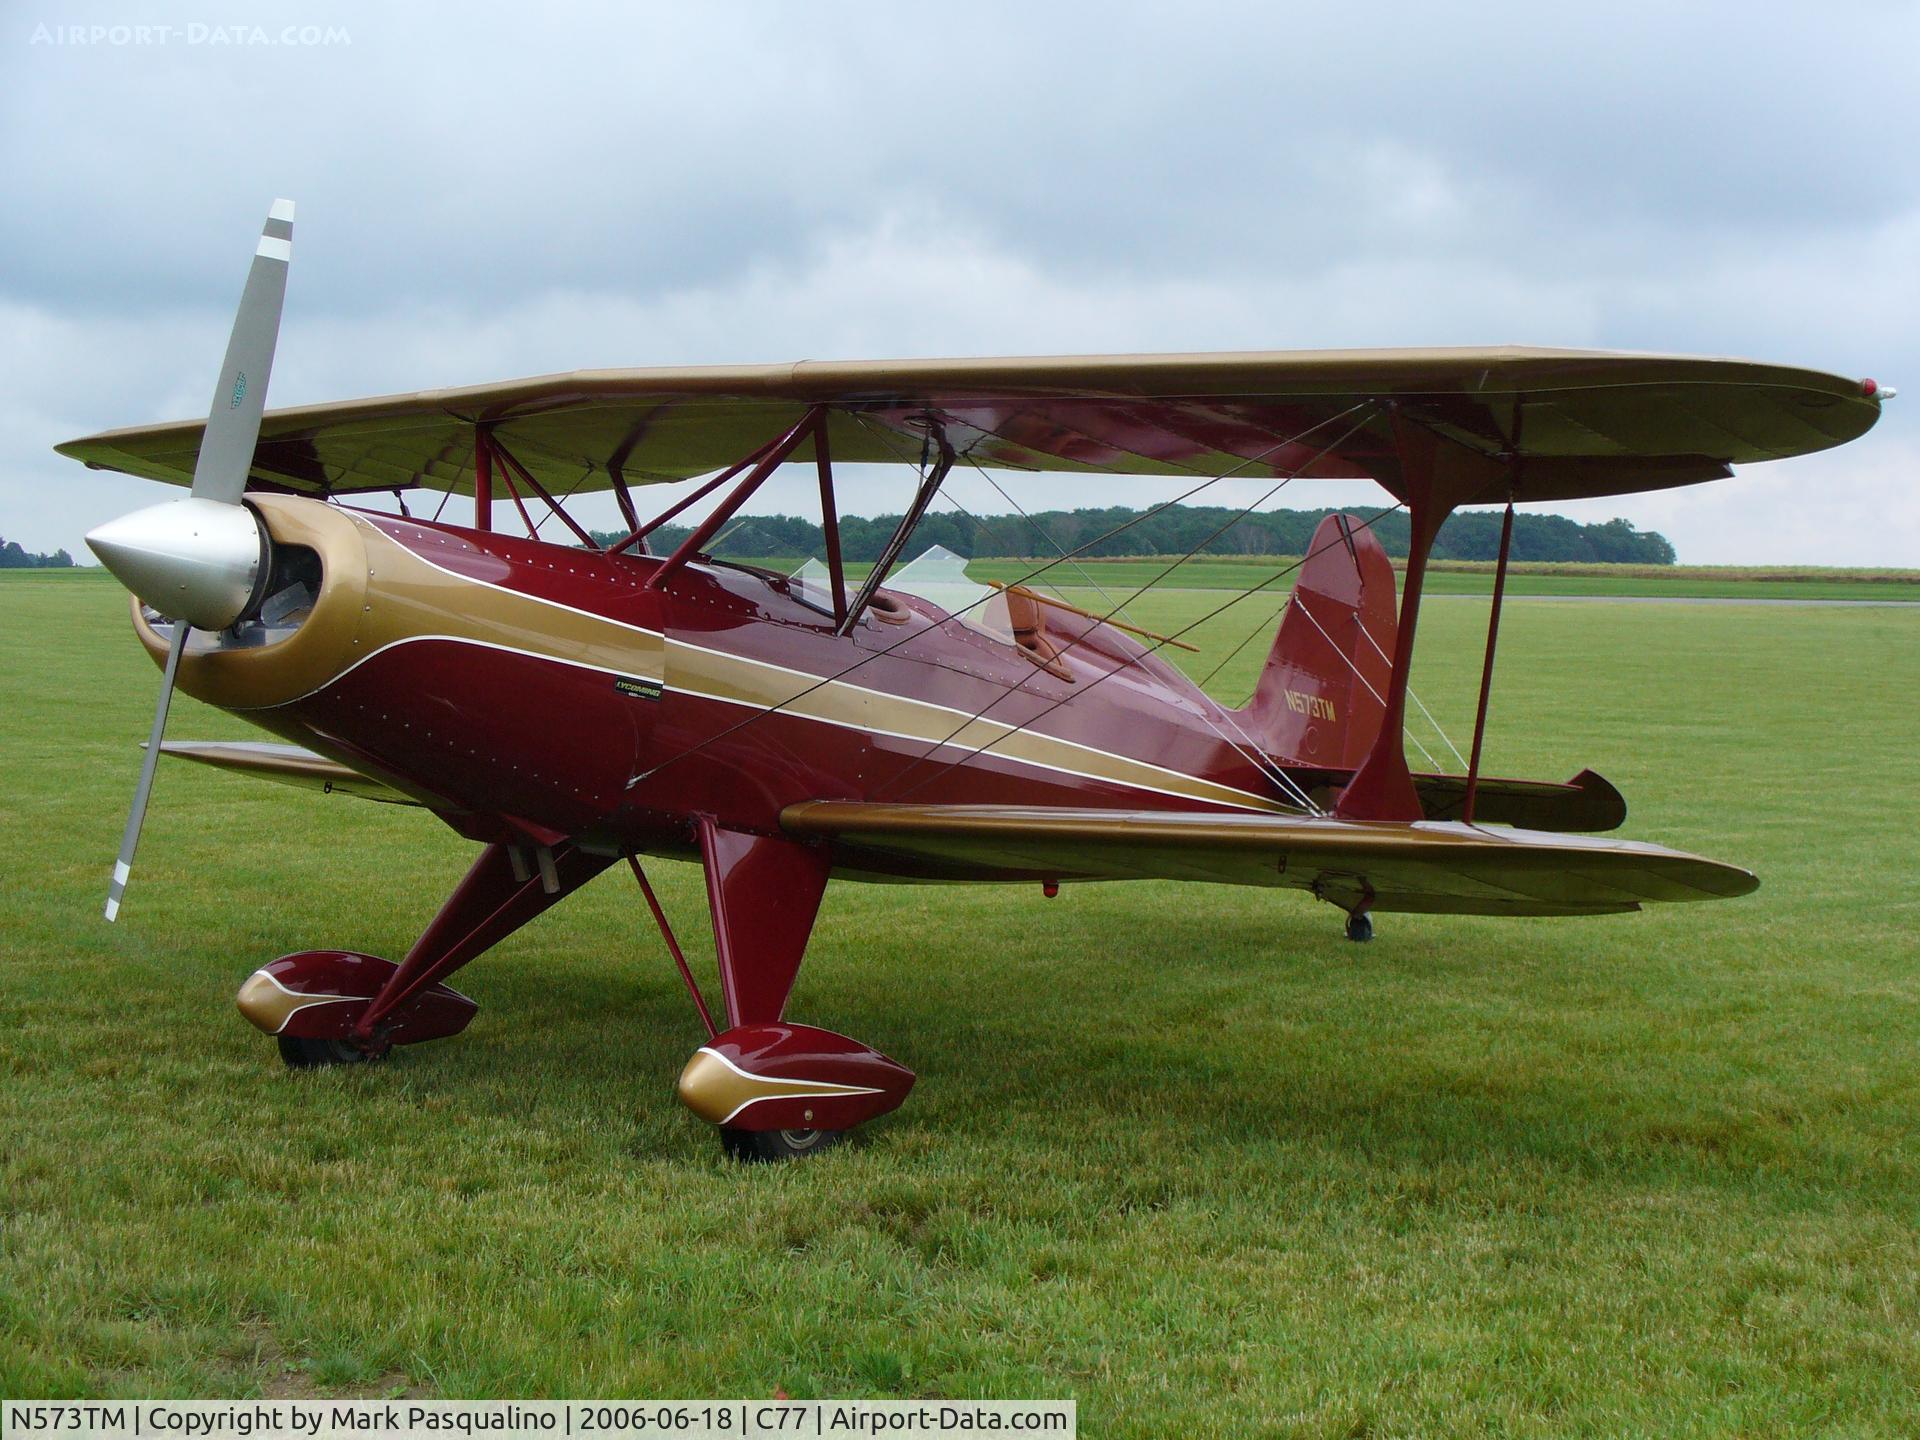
{"left": 614, "top": 676, "right": 664, "bottom": 701}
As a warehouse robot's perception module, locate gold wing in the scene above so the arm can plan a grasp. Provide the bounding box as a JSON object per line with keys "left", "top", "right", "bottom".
{"left": 158, "top": 741, "right": 423, "bottom": 807}
{"left": 780, "top": 801, "right": 1756, "bottom": 917}
{"left": 58, "top": 347, "right": 1881, "bottom": 504}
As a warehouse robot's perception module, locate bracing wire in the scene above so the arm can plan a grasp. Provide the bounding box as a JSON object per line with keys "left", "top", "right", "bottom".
{"left": 883, "top": 498, "right": 1411, "bottom": 805}
{"left": 1197, "top": 509, "right": 1468, "bottom": 776}
{"left": 929, "top": 482, "right": 1314, "bottom": 811}
{"left": 1354, "top": 620, "right": 1468, "bottom": 770}
{"left": 625, "top": 402, "right": 1377, "bottom": 789}
{"left": 529, "top": 468, "right": 595, "bottom": 542}
{"left": 1195, "top": 503, "right": 1410, "bottom": 693}
{"left": 1287, "top": 593, "right": 1442, "bottom": 774}
{"left": 869, "top": 407, "right": 1382, "bottom": 806}
{"left": 962, "top": 456, "right": 1140, "bottom": 626}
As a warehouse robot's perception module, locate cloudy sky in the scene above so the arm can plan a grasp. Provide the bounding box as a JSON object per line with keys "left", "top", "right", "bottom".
{"left": 3, "top": 1, "right": 1915, "bottom": 562}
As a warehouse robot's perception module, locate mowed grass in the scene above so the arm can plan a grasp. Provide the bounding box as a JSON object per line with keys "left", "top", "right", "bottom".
{"left": 3, "top": 568, "right": 1919, "bottom": 1435}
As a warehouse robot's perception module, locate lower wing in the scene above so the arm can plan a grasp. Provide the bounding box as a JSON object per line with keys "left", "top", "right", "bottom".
{"left": 156, "top": 741, "right": 424, "bottom": 806}
{"left": 153, "top": 745, "right": 1745, "bottom": 917}
{"left": 780, "top": 801, "right": 1755, "bottom": 917}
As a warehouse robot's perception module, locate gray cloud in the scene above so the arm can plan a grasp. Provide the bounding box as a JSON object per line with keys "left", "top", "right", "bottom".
{"left": 2, "top": 0, "right": 1914, "bottom": 561}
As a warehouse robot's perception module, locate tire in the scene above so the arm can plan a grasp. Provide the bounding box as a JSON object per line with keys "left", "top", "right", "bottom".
{"left": 1344, "top": 910, "right": 1375, "bottom": 943}
{"left": 277, "top": 1034, "right": 373, "bottom": 1069}
{"left": 719, "top": 1126, "right": 845, "bottom": 1162}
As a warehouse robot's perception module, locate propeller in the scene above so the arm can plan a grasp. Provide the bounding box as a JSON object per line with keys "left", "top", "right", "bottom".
{"left": 89, "top": 199, "right": 295, "bottom": 921}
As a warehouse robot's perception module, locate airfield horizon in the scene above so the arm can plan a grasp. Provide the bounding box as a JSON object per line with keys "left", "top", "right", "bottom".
{"left": 15, "top": 556, "right": 1920, "bottom": 607}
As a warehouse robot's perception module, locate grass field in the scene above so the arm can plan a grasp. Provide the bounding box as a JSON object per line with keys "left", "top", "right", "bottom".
{"left": 4, "top": 568, "right": 1919, "bottom": 1434}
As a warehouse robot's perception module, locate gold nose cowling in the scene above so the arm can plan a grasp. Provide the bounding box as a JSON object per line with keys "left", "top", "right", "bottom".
{"left": 130, "top": 493, "right": 369, "bottom": 712}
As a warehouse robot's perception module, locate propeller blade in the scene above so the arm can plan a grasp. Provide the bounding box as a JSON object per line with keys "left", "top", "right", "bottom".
{"left": 105, "top": 620, "right": 190, "bottom": 921}
{"left": 191, "top": 198, "right": 294, "bottom": 505}
{"left": 99, "top": 199, "right": 297, "bottom": 923}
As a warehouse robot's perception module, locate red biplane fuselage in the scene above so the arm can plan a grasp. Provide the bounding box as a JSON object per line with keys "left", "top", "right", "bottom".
{"left": 187, "top": 499, "right": 1350, "bottom": 853}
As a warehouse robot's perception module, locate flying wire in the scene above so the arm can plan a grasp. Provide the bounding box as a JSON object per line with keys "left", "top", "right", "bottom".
{"left": 529, "top": 467, "right": 594, "bottom": 541}
{"left": 624, "top": 401, "right": 1376, "bottom": 789}
{"left": 1354, "top": 620, "right": 1468, "bottom": 769}
{"left": 961, "top": 455, "right": 1141, "bottom": 626}
{"left": 926, "top": 472, "right": 1312, "bottom": 810}
{"left": 1196, "top": 510, "right": 1469, "bottom": 775}
{"left": 1287, "top": 591, "right": 1441, "bottom": 773}
{"left": 883, "top": 496, "right": 1410, "bottom": 806}
{"left": 870, "top": 407, "right": 1382, "bottom": 806}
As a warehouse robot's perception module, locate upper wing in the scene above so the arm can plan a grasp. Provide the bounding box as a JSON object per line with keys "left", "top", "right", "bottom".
{"left": 158, "top": 740, "right": 424, "bottom": 806}
{"left": 57, "top": 347, "right": 1882, "bottom": 505}
{"left": 780, "top": 801, "right": 1755, "bottom": 917}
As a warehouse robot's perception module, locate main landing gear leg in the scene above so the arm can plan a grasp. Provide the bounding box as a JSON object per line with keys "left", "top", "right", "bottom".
{"left": 236, "top": 841, "right": 618, "bottom": 1066}
{"left": 670, "top": 819, "right": 915, "bottom": 1161}
{"left": 700, "top": 818, "right": 829, "bottom": 1032}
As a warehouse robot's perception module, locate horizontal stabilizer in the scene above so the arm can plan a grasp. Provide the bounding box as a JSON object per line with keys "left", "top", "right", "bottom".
{"left": 782, "top": 800, "right": 1755, "bottom": 917}
{"left": 1295, "top": 766, "right": 1627, "bottom": 832}
{"left": 156, "top": 740, "right": 423, "bottom": 806}
{"left": 1414, "top": 767, "right": 1625, "bottom": 832}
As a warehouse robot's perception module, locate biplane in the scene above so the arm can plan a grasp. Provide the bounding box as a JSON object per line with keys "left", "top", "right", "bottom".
{"left": 66, "top": 202, "right": 1888, "bottom": 1158}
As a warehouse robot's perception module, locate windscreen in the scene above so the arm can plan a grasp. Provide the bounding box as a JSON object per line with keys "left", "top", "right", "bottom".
{"left": 882, "top": 545, "right": 1014, "bottom": 644}
{"left": 787, "top": 557, "right": 838, "bottom": 613}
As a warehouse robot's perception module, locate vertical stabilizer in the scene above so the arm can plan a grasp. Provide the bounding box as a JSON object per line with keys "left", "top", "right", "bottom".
{"left": 1236, "top": 514, "right": 1398, "bottom": 768}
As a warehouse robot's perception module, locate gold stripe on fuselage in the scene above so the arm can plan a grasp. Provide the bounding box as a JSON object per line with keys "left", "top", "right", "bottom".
{"left": 363, "top": 519, "right": 1288, "bottom": 814}
{"left": 177, "top": 501, "right": 1288, "bottom": 815}
{"left": 353, "top": 518, "right": 668, "bottom": 689}
{"left": 660, "top": 635, "right": 1289, "bottom": 813}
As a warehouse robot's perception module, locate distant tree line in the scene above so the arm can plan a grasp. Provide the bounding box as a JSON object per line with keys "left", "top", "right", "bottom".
{"left": 0, "top": 537, "right": 75, "bottom": 568}
{"left": 591, "top": 505, "right": 1676, "bottom": 565}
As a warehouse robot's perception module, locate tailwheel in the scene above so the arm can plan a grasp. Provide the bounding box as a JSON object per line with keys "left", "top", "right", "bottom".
{"left": 1344, "top": 910, "right": 1375, "bottom": 943}
{"left": 720, "top": 1126, "right": 846, "bottom": 1163}
{"left": 277, "top": 1035, "right": 377, "bottom": 1069}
